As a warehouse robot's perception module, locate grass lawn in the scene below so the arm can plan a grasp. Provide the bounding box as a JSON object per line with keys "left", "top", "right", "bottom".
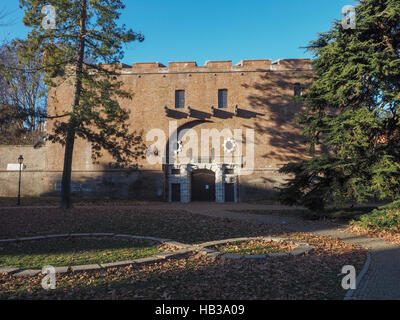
{"left": 0, "top": 206, "right": 367, "bottom": 300}
{"left": 0, "top": 237, "right": 170, "bottom": 269}
{"left": 213, "top": 239, "right": 298, "bottom": 255}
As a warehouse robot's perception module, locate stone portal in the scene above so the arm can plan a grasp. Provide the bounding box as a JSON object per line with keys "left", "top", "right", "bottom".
{"left": 168, "top": 163, "right": 238, "bottom": 203}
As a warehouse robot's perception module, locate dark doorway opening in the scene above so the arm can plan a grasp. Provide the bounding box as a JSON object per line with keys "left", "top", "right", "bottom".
{"left": 224, "top": 183, "right": 235, "bottom": 202}
{"left": 191, "top": 169, "right": 216, "bottom": 202}
{"left": 171, "top": 183, "right": 181, "bottom": 202}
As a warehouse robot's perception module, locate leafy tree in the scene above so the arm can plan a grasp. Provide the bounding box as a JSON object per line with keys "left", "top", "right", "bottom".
{"left": 279, "top": 0, "right": 400, "bottom": 211}
{"left": 17, "top": 0, "right": 145, "bottom": 208}
{"left": 0, "top": 42, "right": 48, "bottom": 143}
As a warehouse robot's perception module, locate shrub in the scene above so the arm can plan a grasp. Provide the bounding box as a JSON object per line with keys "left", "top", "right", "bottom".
{"left": 350, "top": 200, "right": 400, "bottom": 233}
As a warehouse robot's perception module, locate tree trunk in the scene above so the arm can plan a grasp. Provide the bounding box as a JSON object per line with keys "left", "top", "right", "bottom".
{"left": 60, "top": 0, "right": 87, "bottom": 209}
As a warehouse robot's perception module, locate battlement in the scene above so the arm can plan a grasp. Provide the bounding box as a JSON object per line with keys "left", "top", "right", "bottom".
{"left": 204, "top": 60, "right": 233, "bottom": 69}
{"left": 235, "top": 59, "right": 272, "bottom": 69}
{"left": 120, "top": 59, "right": 311, "bottom": 74}
{"left": 271, "top": 59, "right": 312, "bottom": 71}
{"left": 131, "top": 62, "right": 166, "bottom": 71}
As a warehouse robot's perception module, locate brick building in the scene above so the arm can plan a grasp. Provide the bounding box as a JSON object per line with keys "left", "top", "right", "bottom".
{"left": 0, "top": 58, "right": 313, "bottom": 202}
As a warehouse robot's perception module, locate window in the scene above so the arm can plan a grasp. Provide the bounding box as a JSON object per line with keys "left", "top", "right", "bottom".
{"left": 294, "top": 84, "right": 302, "bottom": 96}
{"left": 175, "top": 90, "right": 185, "bottom": 108}
{"left": 218, "top": 89, "right": 228, "bottom": 108}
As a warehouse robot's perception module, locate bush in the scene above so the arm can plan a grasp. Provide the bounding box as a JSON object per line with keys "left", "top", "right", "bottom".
{"left": 0, "top": 128, "right": 45, "bottom": 145}
{"left": 350, "top": 200, "right": 400, "bottom": 233}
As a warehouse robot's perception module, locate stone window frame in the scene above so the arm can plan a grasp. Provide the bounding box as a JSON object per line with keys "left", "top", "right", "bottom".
{"left": 175, "top": 90, "right": 185, "bottom": 109}
{"left": 218, "top": 89, "right": 228, "bottom": 109}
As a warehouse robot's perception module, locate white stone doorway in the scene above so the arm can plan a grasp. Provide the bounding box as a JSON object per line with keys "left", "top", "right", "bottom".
{"left": 168, "top": 163, "right": 238, "bottom": 203}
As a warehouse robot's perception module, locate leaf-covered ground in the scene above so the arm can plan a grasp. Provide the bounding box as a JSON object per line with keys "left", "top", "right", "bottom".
{"left": 0, "top": 207, "right": 367, "bottom": 300}
{"left": 0, "top": 207, "right": 285, "bottom": 243}
{"left": 229, "top": 206, "right": 378, "bottom": 222}
{"left": 346, "top": 225, "right": 400, "bottom": 246}
{"left": 0, "top": 197, "right": 160, "bottom": 207}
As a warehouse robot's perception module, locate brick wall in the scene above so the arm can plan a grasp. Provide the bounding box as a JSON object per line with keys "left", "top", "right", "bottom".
{"left": 7, "top": 58, "right": 314, "bottom": 201}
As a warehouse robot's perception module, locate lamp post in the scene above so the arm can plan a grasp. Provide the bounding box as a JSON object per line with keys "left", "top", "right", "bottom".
{"left": 17, "top": 155, "right": 24, "bottom": 206}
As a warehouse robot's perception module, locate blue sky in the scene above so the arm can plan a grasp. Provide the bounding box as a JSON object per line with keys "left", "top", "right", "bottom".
{"left": 1, "top": 0, "right": 357, "bottom": 65}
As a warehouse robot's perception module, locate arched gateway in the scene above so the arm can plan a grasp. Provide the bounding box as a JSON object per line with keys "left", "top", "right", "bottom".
{"left": 166, "top": 120, "right": 240, "bottom": 203}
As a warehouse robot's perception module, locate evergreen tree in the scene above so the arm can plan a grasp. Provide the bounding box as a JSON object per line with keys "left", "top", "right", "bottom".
{"left": 279, "top": 0, "right": 400, "bottom": 211}
{"left": 17, "top": 0, "right": 145, "bottom": 208}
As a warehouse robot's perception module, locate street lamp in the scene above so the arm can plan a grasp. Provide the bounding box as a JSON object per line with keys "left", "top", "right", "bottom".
{"left": 17, "top": 155, "right": 24, "bottom": 206}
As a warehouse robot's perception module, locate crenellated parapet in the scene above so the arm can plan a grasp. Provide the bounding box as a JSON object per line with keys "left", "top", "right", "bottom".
{"left": 270, "top": 59, "right": 312, "bottom": 71}
{"left": 118, "top": 59, "right": 311, "bottom": 74}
